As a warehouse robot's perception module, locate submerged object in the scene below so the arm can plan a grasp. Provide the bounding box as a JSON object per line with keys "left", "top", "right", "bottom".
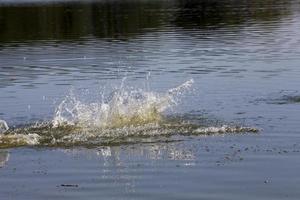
{"left": 0, "top": 120, "right": 9, "bottom": 134}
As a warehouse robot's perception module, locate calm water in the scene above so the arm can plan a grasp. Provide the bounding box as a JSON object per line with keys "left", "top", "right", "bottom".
{"left": 1, "top": 0, "right": 300, "bottom": 199}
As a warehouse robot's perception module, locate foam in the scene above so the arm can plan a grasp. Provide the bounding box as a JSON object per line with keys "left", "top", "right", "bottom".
{"left": 0, "top": 133, "right": 40, "bottom": 148}
{"left": 193, "top": 125, "right": 259, "bottom": 134}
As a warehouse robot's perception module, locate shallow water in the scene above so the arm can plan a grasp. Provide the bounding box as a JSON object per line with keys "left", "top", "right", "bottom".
{"left": 1, "top": 0, "right": 300, "bottom": 199}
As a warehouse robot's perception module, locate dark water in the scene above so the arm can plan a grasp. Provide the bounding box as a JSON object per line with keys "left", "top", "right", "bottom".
{"left": 1, "top": 0, "right": 300, "bottom": 199}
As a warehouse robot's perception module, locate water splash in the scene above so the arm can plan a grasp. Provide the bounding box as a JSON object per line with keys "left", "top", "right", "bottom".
{"left": 0, "top": 120, "right": 9, "bottom": 134}
{"left": 52, "top": 79, "right": 194, "bottom": 128}
{"left": 0, "top": 79, "right": 258, "bottom": 148}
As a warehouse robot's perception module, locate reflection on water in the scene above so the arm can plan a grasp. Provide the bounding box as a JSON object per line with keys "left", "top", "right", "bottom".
{"left": 0, "top": 0, "right": 298, "bottom": 89}
{"left": 97, "top": 143, "right": 195, "bottom": 162}
{"left": 173, "top": 0, "right": 293, "bottom": 28}
{"left": 59, "top": 143, "right": 196, "bottom": 193}
{"left": 0, "top": 0, "right": 299, "bottom": 92}
{"left": 1, "top": 0, "right": 300, "bottom": 199}
{"left": 66, "top": 144, "right": 194, "bottom": 170}
{"left": 0, "top": 150, "right": 9, "bottom": 167}
{"left": 0, "top": 0, "right": 299, "bottom": 137}
{"left": 0, "top": 0, "right": 171, "bottom": 42}
{"left": 0, "top": 0, "right": 294, "bottom": 42}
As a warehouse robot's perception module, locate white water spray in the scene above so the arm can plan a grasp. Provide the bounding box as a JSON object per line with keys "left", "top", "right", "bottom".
{"left": 0, "top": 78, "right": 259, "bottom": 148}
{"left": 0, "top": 120, "right": 9, "bottom": 134}
{"left": 52, "top": 79, "right": 194, "bottom": 128}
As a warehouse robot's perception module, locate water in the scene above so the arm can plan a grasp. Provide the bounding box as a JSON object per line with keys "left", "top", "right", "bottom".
{"left": 1, "top": 0, "right": 300, "bottom": 199}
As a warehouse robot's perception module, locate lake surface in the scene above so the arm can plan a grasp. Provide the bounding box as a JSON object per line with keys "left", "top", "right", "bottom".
{"left": 1, "top": 0, "right": 300, "bottom": 199}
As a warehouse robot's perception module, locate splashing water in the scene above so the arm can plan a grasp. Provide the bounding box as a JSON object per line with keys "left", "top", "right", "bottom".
{"left": 0, "top": 120, "right": 9, "bottom": 134}
{"left": 0, "top": 79, "right": 258, "bottom": 148}
{"left": 52, "top": 79, "right": 194, "bottom": 128}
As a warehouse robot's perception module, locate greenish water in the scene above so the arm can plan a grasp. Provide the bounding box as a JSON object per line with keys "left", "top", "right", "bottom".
{"left": 1, "top": 0, "right": 300, "bottom": 199}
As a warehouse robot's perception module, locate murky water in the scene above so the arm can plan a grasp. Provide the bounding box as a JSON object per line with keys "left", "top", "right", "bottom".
{"left": 1, "top": 0, "right": 300, "bottom": 199}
